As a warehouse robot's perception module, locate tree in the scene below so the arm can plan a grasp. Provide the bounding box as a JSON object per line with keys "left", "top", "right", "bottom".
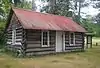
{"left": 41, "top": 0, "right": 73, "bottom": 16}
{"left": 73, "top": 0, "right": 91, "bottom": 23}
{"left": 41, "top": 0, "right": 90, "bottom": 22}
{"left": 90, "top": 0, "right": 100, "bottom": 24}
{"left": 0, "top": 0, "right": 11, "bottom": 20}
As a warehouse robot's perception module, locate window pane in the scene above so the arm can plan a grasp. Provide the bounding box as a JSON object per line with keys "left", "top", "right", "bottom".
{"left": 12, "top": 29, "right": 16, "bottom": 45}
{"left": 71, "top": 33, "right": 74, "bottom": 44}
{"left": 65, "top": 32, "right": 69, "bottom": 45}
{"left": 49, "top": 31, "right": 56, "bottom": 45}
{"left": 43, "top": 31, "right": 48, "bottom": 45}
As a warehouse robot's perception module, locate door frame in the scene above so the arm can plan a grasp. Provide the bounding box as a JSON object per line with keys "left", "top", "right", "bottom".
{"left": 62, "top": 32, "right": 65, "bottom": 51}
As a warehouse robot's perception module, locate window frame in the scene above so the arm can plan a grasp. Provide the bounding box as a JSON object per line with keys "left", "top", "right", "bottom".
{"left": 69, "top": 32, "right": 75, "bottom": 45}
{"left": 12, "top": 29, "right": 16, "bottom": 45}
{"left": 41, "top": 31, "right": 50, "bottom": 47}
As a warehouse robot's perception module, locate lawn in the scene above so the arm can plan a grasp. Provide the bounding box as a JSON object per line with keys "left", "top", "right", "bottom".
{"left": 0, "top": 37, "right": 100, "bottom": 68}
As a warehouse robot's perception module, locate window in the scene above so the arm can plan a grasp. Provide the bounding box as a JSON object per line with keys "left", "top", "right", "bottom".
{"left": 12, "top": 23, "right": 16, "bottom": 45}
{"left": 42, "top": 31, "right": 49, "bottom": 47}
{"left": 69, "top": 33, "right": 75, "bottom": 45}
{"left": 12, "top": 29, "right": 16, "bottom": 45}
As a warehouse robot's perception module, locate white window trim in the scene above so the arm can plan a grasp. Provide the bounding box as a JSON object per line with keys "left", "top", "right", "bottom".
{"left": 69, "top": 32, "right": 75, "bottom": 46}
{"left": 41, "top": 31, "right": 50, "bottom": 47}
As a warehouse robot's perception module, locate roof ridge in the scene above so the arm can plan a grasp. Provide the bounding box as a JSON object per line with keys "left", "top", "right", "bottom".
{"left": 12, "top": 7, "right": 69, "bottom": 18}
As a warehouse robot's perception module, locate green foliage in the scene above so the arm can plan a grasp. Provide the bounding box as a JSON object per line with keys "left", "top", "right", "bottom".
{"left": 81, "top": 18, "right": 100, "bottom": 37}
{"left": 41, "top": 0, "right": 73, "bottom": 17}
{"left": 0, "top": 0, "right": 32, "bottom": 49}
{"left": 0, "top": 0, "right": 11, "bottom": 19}
{"left": 0, "top": 0, "right": 11, "bottom": 48}
{"left": 15, "top": 0, "right": 32, "bottom": 9}
{"left": 0, "top": 21, "right": 6, "bottom": 48}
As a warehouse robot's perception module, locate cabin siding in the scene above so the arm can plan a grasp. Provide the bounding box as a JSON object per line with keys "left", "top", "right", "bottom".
{"left": 65, "top": 32, "right": 84, "bottom": 52}
{"left": 6, "top": 13, "right": 24, "bottom": 52}
{"left": 25, "top": 30, "right": 56, "bottom": 56}
{"left": 6, "top": 13, "right": 85, "bottom": 56}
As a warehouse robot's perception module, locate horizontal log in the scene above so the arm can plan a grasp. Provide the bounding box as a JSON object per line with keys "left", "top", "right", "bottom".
{"left": 25, "top": 51, "right": 55, "bottom": 56}
{"left": 75, "top": 38, "right": 82, "bottom": 40}
{"left": 16, "top": 33, "right": 23, "bottom": 36}
{"left": 7, "top": 39, "right": 12, "bottom": 41}
{"left": 27, "top": 39, "right": 41, "bottom": 41}
{"left": 16, "top": 39, "right": 23, "bottom": 42}
{"left": 16, "top": 32, "right": 23, "bottom": 34}
{"left": 7, "top": 42, "right": 12, "bottom": 45}
{"left": 14, "top": 42, "right": 22, "bottom": 46}
{"left": 75, "top": 41, "right": 83, "bottom": 44}
{"left": 65, "top": 49, "right": 82, "bottom": 51}
{"left": 7, "top": 34, "right": 12, "bottom": 36}
{"left": 65, "top": 45, "right": 82, "bottom": 47}
{"left": 26, "top": 47, "right": 55, "bottom": 52}
{"left": 26, "top": 41, "right": 41, "bottom": 44}
{"left": 27, "top": 36, "right": 41, "bottom": 39}
{"left": 65, "top": 47, "right": 82, "bottom": 50}
{"left": 26, "top": 46, "right": 55, "bottom": 49}
{"left": 16, "top": 29, "right": 23, "bottom": 31}
{"left": 16, "top": 36, "right": 22, "bottom": 39}
{"left": 8, "top": 45, "right": 21, "bottom": 49}
{"left": 27, "top": 37, "right": 41, "bottom": 39}
{"left": 65, "top": 44, "right": 83, "bottom": 47}
{"left": 27, "top": 33, "right": 41, "bottom": 36}
{"left": 7, "top": 44, "right": 21, "bottom": 48}
{"left": 8, "top": 46, "right": 22, "bottom": 50}
{"left": 27, "top": 44, "right": 41, "bottom": 48}
{"left": 75, "top": 36, "right": 82, "bottom": 38}
{"left": 65, "top": 43, "right": 83, "bottom": 46}
{"left": 75, "top": 44, "right": 83, "bottom": 46}
{"left": 16, "top": 39, "right": 22, "bottom": 41}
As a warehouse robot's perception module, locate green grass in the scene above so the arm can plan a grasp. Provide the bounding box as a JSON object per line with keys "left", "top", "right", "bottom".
{"left": 92, "top": 37, "right": 100, "bottom": 45}
{"left": 0, "top": 38, "right": 100, "bottom": 68}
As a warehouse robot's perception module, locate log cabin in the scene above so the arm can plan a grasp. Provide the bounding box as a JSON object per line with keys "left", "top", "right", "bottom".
{"left": 6, "top": 8, "right": 87, "bottom": 56}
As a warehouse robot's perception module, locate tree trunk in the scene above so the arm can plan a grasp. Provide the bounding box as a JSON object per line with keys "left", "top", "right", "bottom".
{"left": 78, "top": 1, "right": 81, "bottom": 22}
{"left": 32, "top": 0, "right": 36, "bottom": 11}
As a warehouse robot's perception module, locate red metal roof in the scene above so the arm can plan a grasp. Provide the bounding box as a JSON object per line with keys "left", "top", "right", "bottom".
{"left": 12, "top": 8, "right": 87, "bottom": 32}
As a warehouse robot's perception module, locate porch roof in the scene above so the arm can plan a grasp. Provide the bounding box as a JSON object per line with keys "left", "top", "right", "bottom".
{"left": 11, "top": 8, "right": 87, "bottom": 32}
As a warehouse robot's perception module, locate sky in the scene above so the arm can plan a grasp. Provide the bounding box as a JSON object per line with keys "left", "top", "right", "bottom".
{"left": 27, "top": 0, "right": 99, "bottom": 17}
{"left": 81, "top": 6, "right": 99, "bottom": 17}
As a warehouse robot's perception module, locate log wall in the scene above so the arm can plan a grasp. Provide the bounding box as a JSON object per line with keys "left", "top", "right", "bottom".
{"left": 6, "top": 13, "right": 24, "bottom": 52}
{"left": 65, "top": 32, "right": 84, "bottom": 52}
{"left": 25, "top": 30, "right": 56, "bottom": 56}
